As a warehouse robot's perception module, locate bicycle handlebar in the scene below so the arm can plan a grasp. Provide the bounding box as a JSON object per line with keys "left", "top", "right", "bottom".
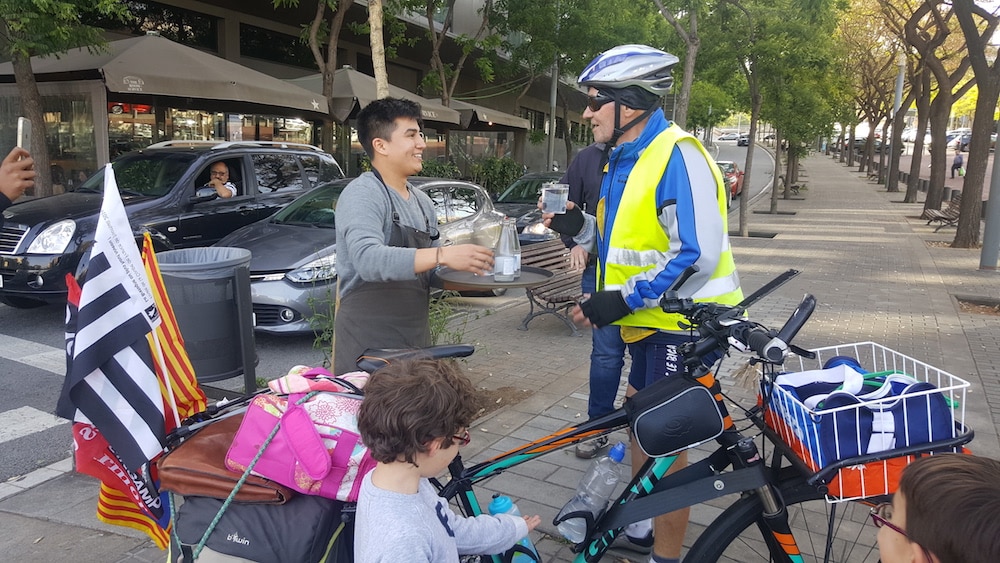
{"left": 660, "top": 268, "right": 816, "bottom": 366}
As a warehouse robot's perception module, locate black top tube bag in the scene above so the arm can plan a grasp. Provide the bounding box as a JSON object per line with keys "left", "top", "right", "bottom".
{"left": 625, "top": 375, "right": 726, "bottom": 458}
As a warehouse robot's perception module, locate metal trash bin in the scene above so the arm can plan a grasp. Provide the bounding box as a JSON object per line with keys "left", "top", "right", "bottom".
{"left": 157, "top": 247, "right": 256, "bottom": 395}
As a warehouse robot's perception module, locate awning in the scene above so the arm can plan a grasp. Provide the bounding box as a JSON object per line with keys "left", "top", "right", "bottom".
{"left": 0, "top": 34, "right": 326, "bottom": 116}
{"left": 443, "top": 98, "right": 529, "bottom": 131}
{"left": 287, "top": 67, "right": 461, "bottom": 127}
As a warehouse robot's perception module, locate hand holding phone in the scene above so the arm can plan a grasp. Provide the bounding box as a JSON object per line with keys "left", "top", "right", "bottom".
{"left": 16, "top": 117, "right": 31, "bottom": 150}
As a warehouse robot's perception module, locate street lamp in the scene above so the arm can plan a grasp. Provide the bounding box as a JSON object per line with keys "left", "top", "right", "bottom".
{"left": 885, "top": 51, "right": 905, "bottom": 191}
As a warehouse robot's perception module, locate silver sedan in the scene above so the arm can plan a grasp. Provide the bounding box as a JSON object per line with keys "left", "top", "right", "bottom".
{"left": 216, "top": 177, "right": 505, "bottom": 334}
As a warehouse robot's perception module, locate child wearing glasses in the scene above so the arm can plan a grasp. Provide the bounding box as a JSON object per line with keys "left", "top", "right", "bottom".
{"left": 872, "top": 454, "right": 1000, "bottom": 563}
{"left": 354, "top": 358, "right": 541, "bottom": 563}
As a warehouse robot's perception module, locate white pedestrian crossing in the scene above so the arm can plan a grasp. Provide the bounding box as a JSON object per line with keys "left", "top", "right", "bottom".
{"left": 0, "top": 333, "right": 66, "bottom": 375}
{"left": 0, "top": 406, "right": 68, "bottom": 445}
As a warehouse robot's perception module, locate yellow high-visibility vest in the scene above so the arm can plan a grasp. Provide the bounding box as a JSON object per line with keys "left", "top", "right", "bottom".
{"left": 599, "top": 125, "right": 742, "bottom": 333}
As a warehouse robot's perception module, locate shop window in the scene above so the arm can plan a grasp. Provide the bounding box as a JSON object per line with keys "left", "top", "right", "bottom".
{"left": 272, "top": 117, "right": 312, "bottom": 145}
{"left": 169, "top": 109, "right": 214, "bottom": 141}
{"left": 240, "top": 24, "right": 314, "bottom": 70}
{"left": 109, "top": 102, "right": 156, "bottom": 157}
{"left": 252, "top": 154, "right": 303, "bottom": 192}
{"left": 81, "top": 1, "right": 217, "bottom": 51}
{"left": 41, "top": 94, "right": 97, "bottom": 192}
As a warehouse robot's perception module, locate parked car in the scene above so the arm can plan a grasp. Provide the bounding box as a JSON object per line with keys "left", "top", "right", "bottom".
{"left": 717, "top": 132, "right": 740, "bottom": 141}
{"left": 763, "top": 133, "right": 776, "bottom": 140}
{"left": 217, "top": 176, "right": 505, "bottom": 334}
{"left": 736, "top": 134, "right": 750, "bottom": 147}
{"left": 493, "top": 171, "right": 563, "bottom": 245}
{"left": 0, "top": 140, "right": 343, "bottom": 309}
{"left": 716, "top": 160, "right": 744, "bottom": 198}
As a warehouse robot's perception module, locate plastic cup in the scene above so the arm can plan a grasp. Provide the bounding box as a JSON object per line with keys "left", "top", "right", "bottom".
{"left": 541, "top": 183, "right": 569, "bottom": 214}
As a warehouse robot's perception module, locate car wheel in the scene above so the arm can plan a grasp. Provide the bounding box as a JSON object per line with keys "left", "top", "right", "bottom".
{"left": 0, "top": 296, "right": 49, "bottom": 309}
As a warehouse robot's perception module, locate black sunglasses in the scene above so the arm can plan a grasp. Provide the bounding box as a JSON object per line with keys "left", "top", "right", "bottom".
{"left": 587, "top": 94, "right": 615, "bottom": 112}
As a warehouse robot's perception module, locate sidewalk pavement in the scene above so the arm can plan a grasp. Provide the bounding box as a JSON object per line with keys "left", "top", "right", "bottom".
{"left": 2, "top": 152, "right": 999, "bottom": 562}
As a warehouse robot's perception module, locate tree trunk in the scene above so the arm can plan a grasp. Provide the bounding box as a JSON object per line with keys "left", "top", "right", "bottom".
{"left": 904, "top": 70, "right": 932, "bottom": 203}
{"left": 769, "top": 129, "right": 782, "bottom": 213}
{"left": 369, "top": 0, "right": 389, "bottom": 98}
{"left": 886, "top": 93, "right": 911, "bottom": 193}
{"left": 845, "top": 125, "right": 855, "bottom": 167}
{"left": 923, "top": 94, "right": 951, "bottom": 212}
{"left": 739, "top": 90, "right": 762, "bottom": 238}
{"left": 783, "top": 151, "right": 794, "bottom": 199}
{"left": 674, "top": 39, "right": 698, "bottom": 129}
{"left": 953, "top": 91, "right": 993, "bottom": 248}
{"left": 11, "top": 51, "right": 52, "bottom": 197}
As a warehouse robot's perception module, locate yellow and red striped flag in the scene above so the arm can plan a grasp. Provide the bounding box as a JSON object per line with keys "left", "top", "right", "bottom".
{"left": 141, "top": 232, "right": 207, "bottom": 422}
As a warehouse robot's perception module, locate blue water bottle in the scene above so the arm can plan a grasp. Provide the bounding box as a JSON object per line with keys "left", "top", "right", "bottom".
{"left": 488, "top": 495, "right": 538, "bottom": 562}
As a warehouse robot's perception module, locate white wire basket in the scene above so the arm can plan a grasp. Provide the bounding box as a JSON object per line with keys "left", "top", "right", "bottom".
{"left": 760, "top": 342, "right": 971, "bottom": 502}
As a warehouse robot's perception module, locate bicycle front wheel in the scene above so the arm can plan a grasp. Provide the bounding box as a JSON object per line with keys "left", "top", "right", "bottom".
{"left": 686, "top": 471, "right": 883, "bottom": 562}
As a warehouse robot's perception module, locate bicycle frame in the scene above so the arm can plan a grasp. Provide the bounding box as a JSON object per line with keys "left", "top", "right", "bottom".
{"left": 435, "top": 373, "right": 804, "bottom": 563}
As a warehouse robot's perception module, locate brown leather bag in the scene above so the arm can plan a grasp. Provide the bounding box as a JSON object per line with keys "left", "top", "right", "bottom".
{"left": 157, "top": 413, "right": 294, "bottom": 504}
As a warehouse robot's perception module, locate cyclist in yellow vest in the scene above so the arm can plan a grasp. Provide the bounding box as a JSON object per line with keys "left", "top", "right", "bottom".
{"left": 544, "top": 44, "right": 743, "bottom": 563}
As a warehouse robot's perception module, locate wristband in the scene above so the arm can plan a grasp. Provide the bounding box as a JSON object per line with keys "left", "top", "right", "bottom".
{"left": 548, "top": 205, "right": 585, "bottom": 236}
{"left": 435, "top": 246, "right": 442, "bottom": 268}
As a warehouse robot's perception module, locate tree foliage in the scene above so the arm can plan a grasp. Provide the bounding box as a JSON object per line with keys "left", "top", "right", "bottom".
{"left": 0, "top": 0, "right": 127, "bottom": 198}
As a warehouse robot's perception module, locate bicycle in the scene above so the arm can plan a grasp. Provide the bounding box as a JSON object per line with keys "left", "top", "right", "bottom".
{"left": 405, "top": 267, "right": 974, "bottom": 563}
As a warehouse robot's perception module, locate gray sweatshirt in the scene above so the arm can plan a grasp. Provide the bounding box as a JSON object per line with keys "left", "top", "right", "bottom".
{"left": 353, "top": 473, "right": 527, "bottom": 563}
{"left": 335, "top": 172, "right": 439, "bottom": 298}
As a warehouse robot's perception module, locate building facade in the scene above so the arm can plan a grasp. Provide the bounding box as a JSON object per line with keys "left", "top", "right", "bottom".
{"left": 0, "top": 0, "right": 590, "bottom": 185}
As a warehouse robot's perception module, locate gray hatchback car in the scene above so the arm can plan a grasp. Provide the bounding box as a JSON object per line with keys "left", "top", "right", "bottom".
{"left": 217, "top": 176, "right": 505, "bottom": 334}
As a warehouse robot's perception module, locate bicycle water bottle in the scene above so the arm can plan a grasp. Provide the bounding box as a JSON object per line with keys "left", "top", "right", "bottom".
{"left": 494, "top": 217, "right": 520, "bottom": 282}
{"left": 557, "top": 441, "right": 627, "bottom": 543}
{"left": 488, "top": 495, "right": 538, "bottom": 562}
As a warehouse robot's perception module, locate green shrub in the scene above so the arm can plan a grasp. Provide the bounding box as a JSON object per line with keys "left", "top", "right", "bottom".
{"left": 420, "top": 159, "right": 462, "bottom": 179}
{"left": 471, "top": 157, "right": 523, "bottom": 198}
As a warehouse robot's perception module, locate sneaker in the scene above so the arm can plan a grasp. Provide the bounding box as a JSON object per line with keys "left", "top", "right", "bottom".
{"left": 575, "top": 435, "right": 610, "bottom": 459}
{"left": 608, "top": 529, "right": 654, "bottom": 554}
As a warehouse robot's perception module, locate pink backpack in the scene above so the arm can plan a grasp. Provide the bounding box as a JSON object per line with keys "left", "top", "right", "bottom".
{"left": 225, "top": 378, "right": 376, "bottom": 502}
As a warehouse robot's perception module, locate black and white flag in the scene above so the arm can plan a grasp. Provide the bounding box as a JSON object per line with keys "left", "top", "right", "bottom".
{"left": 57, "top": 163, "right": 165, "bottom": 472}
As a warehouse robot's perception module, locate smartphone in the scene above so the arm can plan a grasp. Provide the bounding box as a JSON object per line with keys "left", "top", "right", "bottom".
{"left": 16, "top": 117, "right": 31, "bottom": 150}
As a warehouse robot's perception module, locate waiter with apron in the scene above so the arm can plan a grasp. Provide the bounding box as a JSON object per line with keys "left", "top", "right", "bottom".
{"left": 333, "top": 98, "right": 495, "bottom": 375}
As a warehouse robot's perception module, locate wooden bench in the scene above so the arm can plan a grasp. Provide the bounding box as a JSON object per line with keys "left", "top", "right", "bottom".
{"left": 518, "top": 239, "right": 584, "bottom": 337}
{"left": 923, "top": 193, "right": 962, "bottom": 232}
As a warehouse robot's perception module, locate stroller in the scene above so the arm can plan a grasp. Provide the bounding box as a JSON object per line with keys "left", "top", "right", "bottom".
{"left": 161, "top": 345, "right": 473, "bottom": 563}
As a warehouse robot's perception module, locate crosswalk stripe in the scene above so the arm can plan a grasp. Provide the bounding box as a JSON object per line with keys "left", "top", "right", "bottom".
{"left": 0, "top": 334, "right": 65, "bottom": 375}
{"left": 0, "top": 406, "right": 68, "bottom": 445}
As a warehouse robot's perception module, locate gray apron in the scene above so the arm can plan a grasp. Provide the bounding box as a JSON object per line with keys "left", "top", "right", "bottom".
{"left": 333, "top": 174, "right": 438, "bottom": 375}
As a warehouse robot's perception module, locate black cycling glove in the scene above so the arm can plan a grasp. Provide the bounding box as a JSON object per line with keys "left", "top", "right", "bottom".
{"left": 579, "top": 290, "right": 631, "bottom": 327}
{"left": 547, "top": 205, "right": 585, "bottom": 237}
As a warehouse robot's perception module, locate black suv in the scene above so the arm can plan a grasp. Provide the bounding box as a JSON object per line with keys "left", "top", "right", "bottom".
{"left": 0, "top": 141, "right": 343, "bottom": 308}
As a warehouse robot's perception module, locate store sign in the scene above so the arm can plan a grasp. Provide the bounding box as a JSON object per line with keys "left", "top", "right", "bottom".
{"left": 122, "top": 76, "right": 145, "bottom": 92}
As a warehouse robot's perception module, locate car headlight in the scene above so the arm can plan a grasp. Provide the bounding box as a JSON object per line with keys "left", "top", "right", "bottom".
{"left": 524, "top": 220, "right": 555, "bottom": 236}
{"left": 26, "top": 219, "right": 76, "bottom": 254}
{"left": 286, "top": 254, "right": 337, "bottom": 284}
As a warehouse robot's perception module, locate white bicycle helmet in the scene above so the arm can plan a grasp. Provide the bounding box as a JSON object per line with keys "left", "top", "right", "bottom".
{"left": 578, "top": 44, "right": 679, "bottom": 95}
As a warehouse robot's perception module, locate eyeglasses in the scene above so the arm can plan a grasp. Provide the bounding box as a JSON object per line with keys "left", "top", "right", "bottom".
{"left": 586, "top": 94, "right": 614, "bottom": 112}
{"left": 210, "top": 170, "right": 228, "bottom": 177}
{"left": 870, "top": 503, "right": 934, "bottom": 561}
{"left": 869, "top": 503, "right": 908, "bottom": 537}
{"left": 451, "top": 429, "right": 471, "bottom": 447}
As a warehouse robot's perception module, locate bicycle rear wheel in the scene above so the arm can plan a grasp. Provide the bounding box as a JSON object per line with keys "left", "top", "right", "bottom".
{"left": 686, "top": 469, "right": 884, "bottom": 562}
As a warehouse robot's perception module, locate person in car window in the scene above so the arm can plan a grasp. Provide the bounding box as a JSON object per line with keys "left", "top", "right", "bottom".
{"left": 543, "top": 45, "right": 743, "bottom": 563}
{"left": 333, "top": 98, "right": 494, "bottom": 375}
{"left": 0, "top": 147, "right": 35, "bottom": 226}
{"left": 205, "top": 161, "right": 236, "bottom": 198}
